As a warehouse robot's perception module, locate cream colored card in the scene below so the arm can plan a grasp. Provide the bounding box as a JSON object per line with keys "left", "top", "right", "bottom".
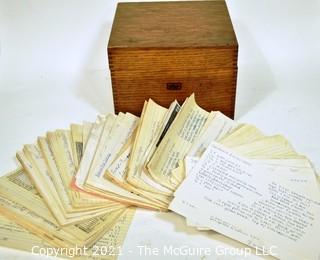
{"left": 148, "top": 94, "right": 209, "bottom": 190}
{"left": 82, "top": 121, "right": 93, "bottom": 150}
{"left": 71, "top": 123, "right": 84, "bottom": 169}
{"left": 0, "top": 214, "right": 52, "bottom": 252}
{"left": 48, "top": 129, "right": 115, "bottom": 208}
{"left": 0, "top": 168, "right": 127, "bottom": 248}
{"left": 76, "top": 116, "right": 111, "bottom": 188}
{"left": 0, "top": 207, "right": 135, "bottom": 260}
{"left": 17, "top": 145, "right": 124, "bottom": 226}
{"left": 219, "top": 124, "right": 265, "bottom": 147}
{"left": 188, "top": 111, "right": 237, "bottom": 158}
{"left": 170, "top": 111, "right": 237, "bottom": 189}
{"left": 127, "top": 99, "right": 172, "bottom": 196}
{"left": 86, "top": 112, "right": 138, "bottom": 184}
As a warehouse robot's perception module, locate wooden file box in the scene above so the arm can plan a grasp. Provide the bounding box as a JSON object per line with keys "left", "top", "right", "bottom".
{"left": 108, "top": 1, "right": 238, "bottom": 118}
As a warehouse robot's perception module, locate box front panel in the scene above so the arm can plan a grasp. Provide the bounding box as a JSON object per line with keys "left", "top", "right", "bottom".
{"left": 111, "top": 68, "right": 237, "bottom": 118}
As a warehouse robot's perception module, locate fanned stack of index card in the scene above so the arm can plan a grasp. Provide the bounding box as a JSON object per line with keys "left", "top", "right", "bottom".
{"left": 0, "top": 94, "right": 319, "bottom": 260}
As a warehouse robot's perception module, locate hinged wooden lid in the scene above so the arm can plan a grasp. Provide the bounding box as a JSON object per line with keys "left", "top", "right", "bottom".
{"left": 108, "top": 1, "right": 238, "bottom": 49}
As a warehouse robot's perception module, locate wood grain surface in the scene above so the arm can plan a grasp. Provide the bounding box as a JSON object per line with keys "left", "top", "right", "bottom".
{"left": 108, "top": 1, "right": 237, "bottom": 48}
{"left": 108, "top": 1, "right": 238, "bottom": 118}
